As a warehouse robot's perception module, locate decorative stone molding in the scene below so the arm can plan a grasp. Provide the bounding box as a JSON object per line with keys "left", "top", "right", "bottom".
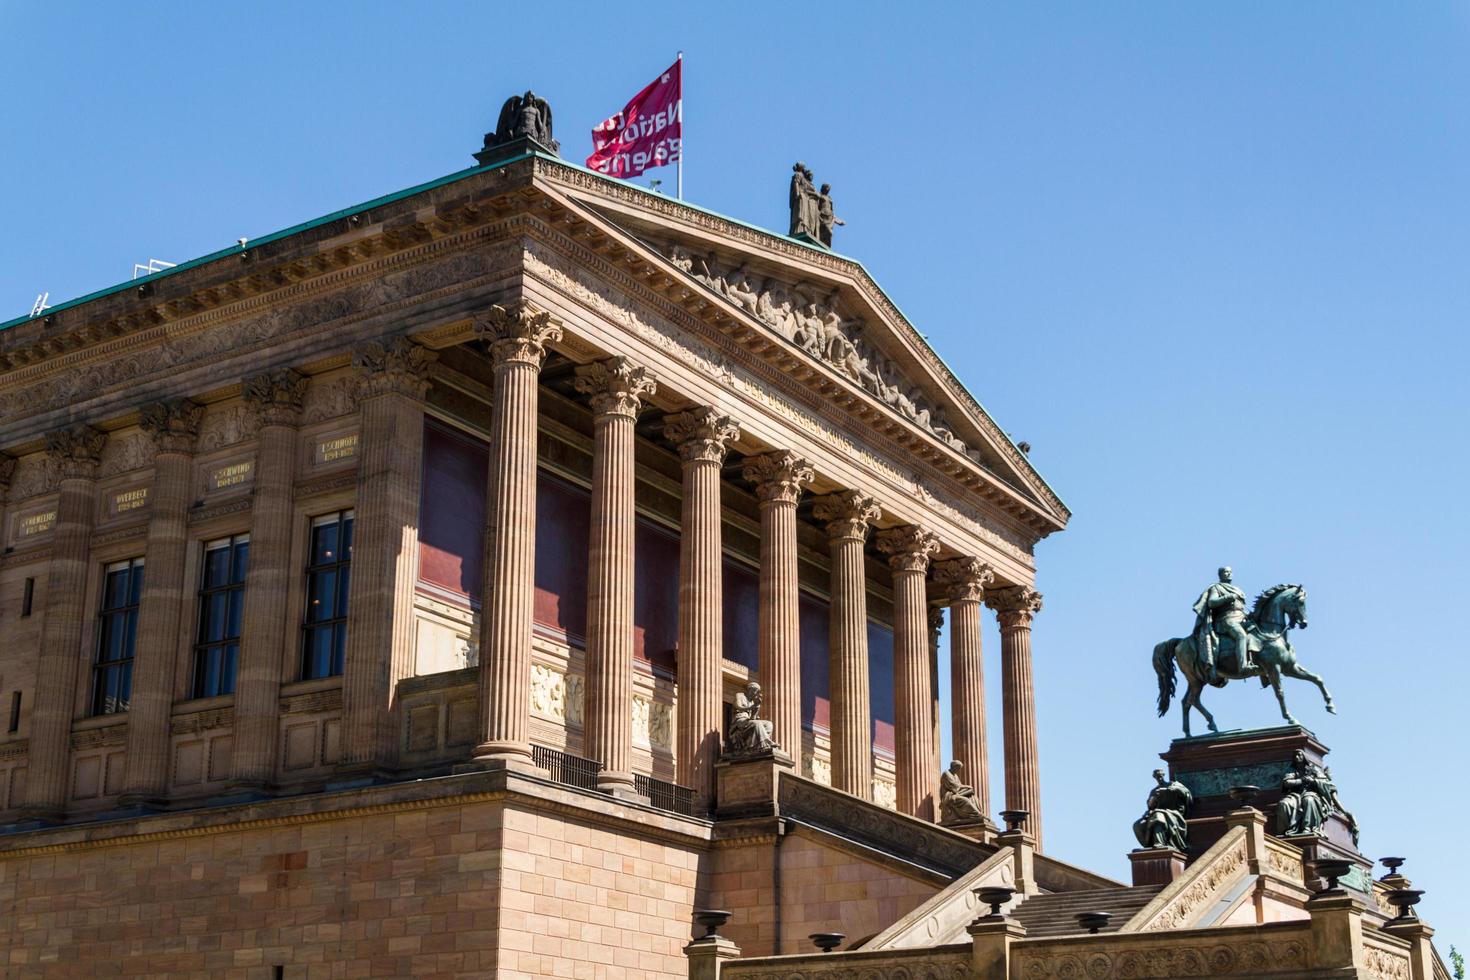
{"left": 1013, "top": 934, "right": 1308, "bottom": 980}
{"left": 572, "top": 356, "right": 657, "bottom": 420}
{"left": 300, "top": 377, "right": 359, "bottom": 424}
{"left": 933, "top": 556, "right": 995, "bottom": 603}
{"left": 243, "top": 369, "right": 308, "bottom": 427}
{"left": 96, "top": 432, "right": 154, "bottom": 478}
{"left": 875, "top": 525, "right": 940, "bottom": 572}
{"left": 0, "top": 452, "right": 17, "bottom": 491}
{"left": 872, "top": 778, "right": 897, "bottom": 811}
{"left": 5, "top": 455, "right": 54, "bottom": 500}
{"left": 631, "top": 695, "right": 672, "bottom": 750}
{"left": 662, "top": 407, "right": 739, "bottom": 463}
{"left": 529, "top": 662, "right": 585, "bottom": 729}
{"left": 811, "top": 489, "right": 881, "bottom": 543}
{"left": 740, "top": 450, "right": 814, "bottom": 505}
{"left": 139, "top": 398, "right": 203, "bottom": 455}
{"left": 1135, "top": 832, "right": 1249, "bottom": 932}
{"left": 351, "top": 336, "right": 436, "bottom": 401}
{"left": 722, "top": 951, "right": 974, "bottom": 980}
{"left": 473, "top": 303, "right": 563, "bottom": 368}
{"left": 1363, "top": 944, "right": 1412, "bottom": 980}
{"left": 196, "top": 404, "right": 258, "bottom": 452}
{"left": 986, "top": 584, "right": 1044, "bottom": 628}
{"left": 806, "top": 755, "right": 831, "bottom": 787}
{"left": 44, "top": 425, "right": 106, "bottom": 480}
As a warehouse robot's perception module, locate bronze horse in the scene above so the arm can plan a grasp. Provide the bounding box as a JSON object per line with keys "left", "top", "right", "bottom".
{"left": 1153, "top": 584, "right": 1335, "bottom": 736}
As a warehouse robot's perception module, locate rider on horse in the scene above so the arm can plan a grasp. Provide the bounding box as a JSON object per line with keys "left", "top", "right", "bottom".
{"left": 1192, "top": 566, "right": 1253, "bottom": 682}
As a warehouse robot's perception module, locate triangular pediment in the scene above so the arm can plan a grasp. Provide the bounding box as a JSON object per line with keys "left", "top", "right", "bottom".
{"left": 529, "top": 161, "right": 1068, "bottom": 530}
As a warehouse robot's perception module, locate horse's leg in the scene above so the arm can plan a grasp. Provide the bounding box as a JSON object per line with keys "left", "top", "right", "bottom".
{"left": 1267, "top": 666, "right": 1299, "bottom": 726}
{"left": 1181, "top": 683, "right": 1192, "bottom": 737}
{"left": 1191, "top": 679, "right": 1219, "bottom": 733}
{"left": 1281, "top": 661, "right": 1336, "bottom": 714}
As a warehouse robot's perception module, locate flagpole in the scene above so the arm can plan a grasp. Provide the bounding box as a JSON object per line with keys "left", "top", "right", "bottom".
{"left": 676, "top": 50, "right": 684, "bottom": 200}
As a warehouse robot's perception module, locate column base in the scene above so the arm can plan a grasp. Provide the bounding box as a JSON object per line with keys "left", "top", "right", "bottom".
{"left": 455, "top": 752, "right": 543, "bottom": 778}
{"left": 1129, "top": 847, "right": 1189, "bottom": 886}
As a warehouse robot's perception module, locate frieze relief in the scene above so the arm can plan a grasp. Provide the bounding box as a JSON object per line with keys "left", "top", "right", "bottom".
{"left": 197, "top": 405, "right": 259, "bottom": 452}
{"left": 872, "top": 778, "right": 897, "bottom": 812}
{"left": 668, "top": 246, "right": 973, "bottom": 456}
{"left": 530, "top": 661, "right": 585, "bottom": 729}
{"left": 724, "top": 952, "right": 974, "bottom": 980}
{"left": 0, "top": 235, "right": 519, "bottom": 430}
{"left": 97, "top": 431, "right": 153, "bottom": 478}
{"left": 6, "top": 455, "right": 56, "bottom": 501}
{"left": 526, "top": 244, "right": 1034, "bottom": 563}
{"left": 1364, "top": 945, "right": 1412, "bottom": 980}
{"left": 301, "top": 377, "right": 360, "bottom": 424}
{"left": 1014, "top": 938, "right": 1307, "bottom": 980}
{"left": 1141, "top": 839, "right": 1247, "bottom": 932}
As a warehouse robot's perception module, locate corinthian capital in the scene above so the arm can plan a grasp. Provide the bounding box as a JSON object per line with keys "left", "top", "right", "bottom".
{"left": 139, "top": 398, "right": 204, "bottom": 455}
{"left": 875, "top": 525, "right": 940, "bottom": 573}
{"left": 741, "top": 450, "right": 814, "bottom": 506}
{"left": 352, "top": 337, "right": 437, "bottom": 401}
{"left": 663, "top": 407, "right": 740, "bottom": 464}
{"left": 933, "top": 556, "right": 995, "bottom": 604}
{"left": 812, "top": 490, "right": 881, "bottom": 543}
{"left": 474, "top": 303, "right": 563, "bottom": 369}
{"left": 243, "top": 369, "right": 308, "bottom": 427}
{"left": 573, "top": 356, "right": 657, "bottom": 420}
{"left": 44, "top": 425, "right": 106, "bottom": 480}
{"left": 985, "top": 585, "right": 1043, "bottom": 628}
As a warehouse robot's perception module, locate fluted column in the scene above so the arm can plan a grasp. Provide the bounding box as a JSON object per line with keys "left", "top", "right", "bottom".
{"left": 231, "top": 369, "right": 308, "bottom": 790}
{"left": 23, "top": 426, "right": 106, "bottom": 819}
{"left": 876, "top": 525, "right": 940, "bottom": 820}
{"left": 122, "top": 399, "right": 203, "bottom": 804}
{"left": 472, "top": 304, "right": 562, "bottom": 766}
{"left": 664, "top": 408, "right": 739, "bottom": 811}
{"left": 811, "top": 490, "right": 880, "bottom": 799}
{"left": 340, "top": 338, "right": 435, "bottom": 779}
{"left": 986, "top": 585, "right": 1044, "bottom": 847}
{"left": 574, "top": 356, "right": 656, "bottom": 796}
{"left": 934, "top": 557, "right": 995, "bottom": 821}
{"left": 741, "top": 451, "right": 813, "bottom": 760}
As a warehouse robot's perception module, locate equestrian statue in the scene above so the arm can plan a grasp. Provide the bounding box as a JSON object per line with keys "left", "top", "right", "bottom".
{"left": 1154, "top": 567, "right": 1335, "bottom": 736}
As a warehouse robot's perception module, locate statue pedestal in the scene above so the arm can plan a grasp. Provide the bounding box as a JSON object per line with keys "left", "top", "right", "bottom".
{"left": 941, "top": 817, "right": 998, "bottom": 844}
{"left": 1158, "top": 725, "right": 1371, "bottom": 890}
{"left": 714, "top": 751, "right": 795, "bottom": 820}
{"left": 1129, "top": 847, "right": 1188, "bottom": 887}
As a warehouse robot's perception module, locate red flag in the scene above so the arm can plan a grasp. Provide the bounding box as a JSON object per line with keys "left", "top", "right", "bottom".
{"left": 586, "top": 59, "right": 682, "bottom": 179}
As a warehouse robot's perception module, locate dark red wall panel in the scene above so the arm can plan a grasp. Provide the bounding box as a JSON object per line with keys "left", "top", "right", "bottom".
{"left": 868, "top": 621, "right": 896, "bottom": 754}
{"left": 633, "top": 519, "right": 680, "bottom": 672}
{"left": 721, "top": 558, "right": 760, "bottom": 671}
{"left": 419, "top": 421, "right": 488, "bottom": 600}
{"left": 533, "top": 474, "right": 591, "bottom": 643}
{"left": 799, "top": 593, "right": 831, "bottom": 732}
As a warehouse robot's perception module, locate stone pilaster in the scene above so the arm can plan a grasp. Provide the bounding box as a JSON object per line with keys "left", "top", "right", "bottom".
{"left": 231, "top": 369, "right": 308, "bottom": 791}
{"left": 876, "top": 525, "right": 940, "bottom": 821}
{"left": 339, "top": 338, "right": 435, "bottom": 780}
{"left": 472, "top": 304, "right": 562, "bottom": 767}
{"left": 23, "top": 425, "right": 105, "bottom": 819}
{"left": 574, "top": 356, "right": 656, "bottom": 796}
{"left": 811, "top": 490, "right": 881, "bottom": 799}
{"left": 740, "top": 450, "right": 814, "bottom": 760}
{"left": 933, "top": 556, "right": 995, "bottom": 821}
{"left": 986, "top": 585, "right": 1044, "bottom": 848}
{"left": 664, "top": 408, "right": 739, "bottom": 812}
{"left": 121, "top": 399, "right": 203, "bottom": 804}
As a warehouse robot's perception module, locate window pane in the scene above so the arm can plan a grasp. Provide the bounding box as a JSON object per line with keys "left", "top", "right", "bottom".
{"left": 311, "top": 522, "right": 340, "bottom": 566}
{"left": 232, "top": 541, "right": 250, "bottom": 583}
{"left": 128, "top": 564, "right": 145, "bottom": 605}
{"left": 341, "top": 517, "right": 354, "bottom": 556}
{"left": 123, "top": 610, "right": 138, "bottom": 658}
{"left": 308, "top": 570, "right": 338, "bottom": 622}
{"left": 331, "top": 624, "right": 347, "bottom": 677}
{"left": 104, "top": 570, "right": 129, "bottom": 610}
{"left": 305, "top": 627, "right": 334, "bottom": 679}
{"left": 221, "top": 644, "right": 238, "bottom": 695}
{"left": 226, "top": 591, "right": 244, "bottom": 640}
{"left": 204, "top": 546, "right": 231, "bottom": 587}
{"left": 202, "top": 593, "right": 227, "bottom": 643}
{"left": 337, "top": 566, "right": 352, "bottom": 612}
{"left": 117, "top": 661, "right": 132, "bottom": 711}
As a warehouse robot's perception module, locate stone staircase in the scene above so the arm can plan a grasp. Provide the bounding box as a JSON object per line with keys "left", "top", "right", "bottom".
{"left": 1010, "top": 884, "right": 1165, "bottom": 937}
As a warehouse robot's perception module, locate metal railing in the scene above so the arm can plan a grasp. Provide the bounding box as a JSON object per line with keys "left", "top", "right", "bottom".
{"left": 634, "top": 773, "right": 695, "bottom": 816}
{"left": 531, "top": 744, "right": 601, "bottom": 792}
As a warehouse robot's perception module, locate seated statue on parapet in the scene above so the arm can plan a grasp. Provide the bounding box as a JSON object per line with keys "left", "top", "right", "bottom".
{"left": 1276, "top": 750, "right": 1359, "bottom": 846}
{"left": 725, "top": 682, "right": 777, "bottom": 758}
{"left": 939, "top": 760, "right": 985, "bottom": 825}
{"left": 1133, "top": 768, "right": 1192, "bottom": 852}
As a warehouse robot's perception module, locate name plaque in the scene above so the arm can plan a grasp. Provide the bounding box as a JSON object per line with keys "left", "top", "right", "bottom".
{"left": 316, "top": 433, "right": 359, "bottom": 465}
{"left": 18, "top": 510, "right": 57, "bottom": 538}
{"left": 110, "top": 487, "right": 150, "bottom": 517}
{"left": 208, "top": 460, "right": 254, "bottom": 491}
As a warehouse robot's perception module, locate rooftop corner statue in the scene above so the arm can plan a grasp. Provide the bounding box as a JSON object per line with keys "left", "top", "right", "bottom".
{"left": 482, "top": 90, "right": 559, "bottom": 156}
{"left": 1154, "top": 568, "right": 1336, "bottom": 736}
{"left": 788, "top": 163, "right": 843, "bottom": 248}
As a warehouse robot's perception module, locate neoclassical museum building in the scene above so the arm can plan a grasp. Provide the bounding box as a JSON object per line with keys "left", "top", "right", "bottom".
{"left": 0, "top": 121, "right": 1447, "bottom": 978}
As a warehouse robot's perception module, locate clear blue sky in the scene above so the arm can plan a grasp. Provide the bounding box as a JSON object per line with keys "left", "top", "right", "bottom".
{"left": 3, "top": 1, "right": 1466, "bottom": 936}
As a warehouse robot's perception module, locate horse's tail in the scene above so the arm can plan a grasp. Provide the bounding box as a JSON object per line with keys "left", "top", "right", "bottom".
{"left": 1153, "top": 640, "right": 1179, "bottom": 717}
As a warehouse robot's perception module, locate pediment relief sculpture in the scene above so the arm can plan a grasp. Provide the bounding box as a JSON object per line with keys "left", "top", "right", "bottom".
{"left": 665, "top": 245, "right": 976, "bottom": 460}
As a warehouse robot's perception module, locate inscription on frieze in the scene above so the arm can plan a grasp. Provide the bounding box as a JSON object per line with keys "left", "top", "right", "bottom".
{"left": 15, "top": 508, "right": 57, "bottom": 541}
{"left": 206, "top": 459, "right": 255, "bottom": 493}
{"left": 108, "top": 486, "right": 150, "bottom": 518}
{"left": 314, "top": 432, "right": 359, "bottom": 466}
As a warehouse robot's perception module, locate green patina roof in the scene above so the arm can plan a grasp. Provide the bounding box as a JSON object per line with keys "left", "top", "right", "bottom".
{"left": 2, "top": 147, "right": 1065, "bottom": 513}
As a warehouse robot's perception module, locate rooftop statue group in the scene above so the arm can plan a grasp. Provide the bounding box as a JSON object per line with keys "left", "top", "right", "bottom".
{"left": 1154, "top": 567, "right": 1336, "bottom": 736}
{"left": 789, "top": 163, "right": 844, "bottom": 248}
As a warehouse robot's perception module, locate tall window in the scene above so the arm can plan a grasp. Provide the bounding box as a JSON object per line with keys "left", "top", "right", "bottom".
{"left": 93, "top": 557, "right": 143, "bottom": 715}
{"left": 193, "top": 534, "right": 249, "bottom": 698}
{"left": 302, "top": 510, "right": 353, "bottom": 679}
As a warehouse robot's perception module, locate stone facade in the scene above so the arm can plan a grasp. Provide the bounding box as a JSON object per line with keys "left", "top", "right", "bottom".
{"left": 0, "top": 148, "right": 1080, "bottom": 976}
